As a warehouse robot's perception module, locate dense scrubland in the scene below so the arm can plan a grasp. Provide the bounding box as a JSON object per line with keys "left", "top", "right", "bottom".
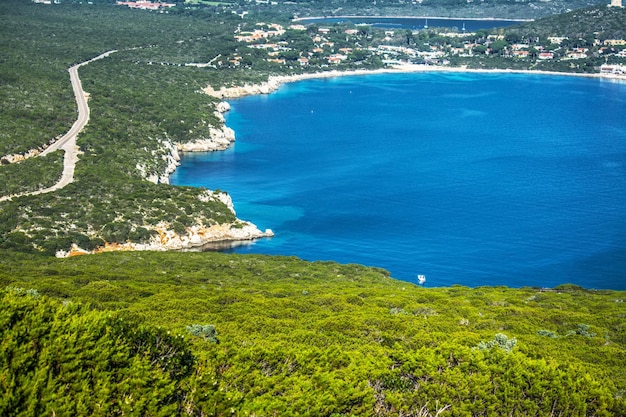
{"left": 0, "top": 1, "right": 250, "bottom": 253}
{"left": 2, "top": 250, "right": 626, "bottom": 416}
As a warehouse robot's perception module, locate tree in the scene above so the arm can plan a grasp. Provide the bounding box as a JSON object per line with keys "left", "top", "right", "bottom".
{"left": 473, "top": 44, "right": 488, "bottom": 54}
{"left": 0, "top": 288, "right": 194, "bottom": 416}
{"left": 405, "top": 30, "right": 415, "bottom": 45}
{"left": 489, "top": 40, "right": 509, "bottom": 56}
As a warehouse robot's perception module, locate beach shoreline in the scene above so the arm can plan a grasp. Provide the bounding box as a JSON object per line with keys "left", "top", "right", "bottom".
{"left": 293, "top": 15, "right": 533, "bottom": 22}
{"left": 204, "top": 64, "right": 626, "bottom": 100}
{"left": 273, "top": 64, "right": 626, "bottom": 86}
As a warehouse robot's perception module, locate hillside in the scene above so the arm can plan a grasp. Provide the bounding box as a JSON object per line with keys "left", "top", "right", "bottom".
{"left": 0, "top": 0, "right": 273, "bottom": 255}
{"left": 2, "top": 250, "right": 626, "bottom": 415}
{"left": 246, "top": 0, "right": 611, "bottom": 20}
{"left": 510, "top": 5, "right": 626, "bottom": 39}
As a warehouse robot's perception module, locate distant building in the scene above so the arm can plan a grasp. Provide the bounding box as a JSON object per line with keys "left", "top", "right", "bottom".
{"left": 548, "top": 37, "right": 568, "bottom": 45}
{"left": 116, "top": 1, "right": 175, "bottom": 10}
{"left": 600, "top": 64, "right": 626, "bottom": 74}
{"left": 610, "top": 0, "right": 622, "bottom": 7}
{"left": 327, "top": 54, "right": 347, "bottom": 64}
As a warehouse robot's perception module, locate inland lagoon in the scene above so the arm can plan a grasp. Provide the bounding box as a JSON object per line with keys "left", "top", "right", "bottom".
{"left": 171, "top": 72, "right": 626, "bottom": 289}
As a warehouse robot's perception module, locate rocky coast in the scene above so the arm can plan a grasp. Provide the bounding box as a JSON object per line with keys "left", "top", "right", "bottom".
{"left": 88, "top": 64, "right": 621, "bottom": 259}
{"left": 57, "top": 191, "right": 274, "bottom": 258}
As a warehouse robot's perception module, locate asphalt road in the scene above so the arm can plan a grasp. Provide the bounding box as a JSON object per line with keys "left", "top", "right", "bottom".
{"left": 1, "top": 51, "right": 116, "bottom": 202}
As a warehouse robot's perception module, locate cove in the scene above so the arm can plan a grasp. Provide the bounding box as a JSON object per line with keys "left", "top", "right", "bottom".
{"left": 296, "top": 17, "right": 524, "bottom": 31}
{"left": 170, "top": 72, "right": 626, "bottom": 289}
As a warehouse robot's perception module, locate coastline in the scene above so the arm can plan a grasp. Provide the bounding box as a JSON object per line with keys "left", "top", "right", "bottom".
{"left": 203, "top": 64, "right": 626, "bottom": 100}
{"left": 293, "top": 15, "right": 533, "bottom": 22}
{"left": 193, "top": 63, "right": 624, "bottom": 252}
{"left": 63, "top": 64, "right": 624, "bottom": 257}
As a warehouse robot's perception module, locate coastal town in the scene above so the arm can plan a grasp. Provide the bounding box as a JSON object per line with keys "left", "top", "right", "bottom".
{"left": 108, "top": 0, "right": 626, "bottom": 77}
{"left": 227, "top": 18, "right": 626, "bottom": 76}
{"left": 31, "top": 0, "right": 626, "bottom": 76}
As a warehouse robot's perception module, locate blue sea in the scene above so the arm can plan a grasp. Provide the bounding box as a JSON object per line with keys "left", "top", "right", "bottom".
{"left": 170, "top": 72, "right": 626, "bottom": 289}
{"left": 299, "top": 17, "right": 523, "bottom": 31}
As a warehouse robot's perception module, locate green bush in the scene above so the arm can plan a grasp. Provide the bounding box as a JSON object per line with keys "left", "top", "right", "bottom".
{"left": 186, "top": 324, "right": 219, "bottom": 343}
{"left": 0, "top": 288, "right": 191, "bottom": 416}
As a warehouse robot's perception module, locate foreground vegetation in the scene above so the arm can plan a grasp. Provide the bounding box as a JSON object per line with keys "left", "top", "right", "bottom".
{"left": 2, "top": 250, "right": 626, "bottom": 415}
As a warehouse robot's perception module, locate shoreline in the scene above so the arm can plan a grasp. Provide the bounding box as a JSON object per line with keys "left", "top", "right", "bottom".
{"left": 203, "top": 64, "right": 626, "bottom": 100}
{"left": 293, "top": 15, "right": 533, "bottom": 22}
{"left": 195, "top": 63, "right": 624, "bottom": 249}
{"left": 273, "top": 65, "right": 626, "bottom": 85}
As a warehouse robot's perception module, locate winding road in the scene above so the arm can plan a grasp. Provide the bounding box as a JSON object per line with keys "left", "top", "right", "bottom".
{"left": 0, "top": 50, "right": 116, "bottom": 202}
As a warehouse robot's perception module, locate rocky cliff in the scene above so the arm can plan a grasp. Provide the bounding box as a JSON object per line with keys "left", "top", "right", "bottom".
{"left": 203, "top": 80, "right": 282, "bottom": 99}
{"left": 58, "top": 191, "right": 274, "bottom": 257}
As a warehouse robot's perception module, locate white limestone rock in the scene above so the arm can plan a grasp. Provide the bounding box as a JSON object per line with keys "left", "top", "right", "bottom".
{"left": 176, "top": 125, "right": 235, "bottom": 152}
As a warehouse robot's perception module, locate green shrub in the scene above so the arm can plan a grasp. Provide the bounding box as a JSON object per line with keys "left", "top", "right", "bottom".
{"left": 186, "top": 324, "right": 219, "bottom": 343}
{"left": 477, "top": 333, "right": 518, "bottom": 353}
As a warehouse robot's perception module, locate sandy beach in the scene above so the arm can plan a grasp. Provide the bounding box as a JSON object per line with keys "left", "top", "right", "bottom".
{"left": 275, "top": 64, "right": 626, "bottom": 85}
{"left": 293, "top": 15, "right": 532, "bottom": 22}
{"left": 205, "top": 64, "right": 625, "bottom": 100}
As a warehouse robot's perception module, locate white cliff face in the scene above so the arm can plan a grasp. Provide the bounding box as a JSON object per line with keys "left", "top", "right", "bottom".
{"left": 216, "top": 101, "right": 231, "bottom": 113}
{"left": 173, "top": 101, "right": 235, "bottom": 153}
{"left": 203, "top": 79, "right": 282, "bottom": 99}
{"left": 213, "top": 191, "right": 236, "bottom": 214}
{"left": 56, "top": 189, "right": 274, "bottom": 258}
{"left": 176, "top": 125, "right": 235, "bottom": 152}
{"left": 159, "top": 140, "right": 182, "bottom": 184}
{"left": 141, "top": 222, "right": 274, "bottom": 251}
{"left": 137, "top": 139, "right": 181, "bottom": 185}
{"left": 57, "top": 222, "right": 274, "bottom": 257}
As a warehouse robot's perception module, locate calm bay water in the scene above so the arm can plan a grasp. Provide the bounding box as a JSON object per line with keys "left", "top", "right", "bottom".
{"left": 299, "top": 17, "right": 523, "bottom": 31}
{"left": 171, "top": 72, "right": 626, "bottom": 289}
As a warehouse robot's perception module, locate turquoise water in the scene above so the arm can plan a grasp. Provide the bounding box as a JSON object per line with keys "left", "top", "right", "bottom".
{"left": 170, "top": 72, "right": 626, "bottom": 289}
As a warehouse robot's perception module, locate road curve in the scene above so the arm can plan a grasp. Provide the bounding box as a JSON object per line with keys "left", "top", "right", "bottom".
{"left": 0, "top": 50, "right": 116, "bottom": 202}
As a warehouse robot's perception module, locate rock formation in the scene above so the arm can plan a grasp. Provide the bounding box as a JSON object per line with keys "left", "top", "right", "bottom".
{"left": 57, "top": 191, "right": 274, "bottom": 258}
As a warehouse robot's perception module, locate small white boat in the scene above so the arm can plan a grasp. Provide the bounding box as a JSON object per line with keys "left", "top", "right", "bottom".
{"left": 418, "top": 274, "right": 426, "bottom": 285}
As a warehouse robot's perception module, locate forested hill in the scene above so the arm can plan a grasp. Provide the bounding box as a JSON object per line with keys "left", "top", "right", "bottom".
{"left": 258, "top": 0, "right": 611, "bottom": 19}
{"left": 509, "top": 5, "right": 626, "bottom": 39}
{"left": 2, "top": 250, "right": 626, "bottom": 415}
{"left": 69, "top": 0, "right": 609, "bottom": 19}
